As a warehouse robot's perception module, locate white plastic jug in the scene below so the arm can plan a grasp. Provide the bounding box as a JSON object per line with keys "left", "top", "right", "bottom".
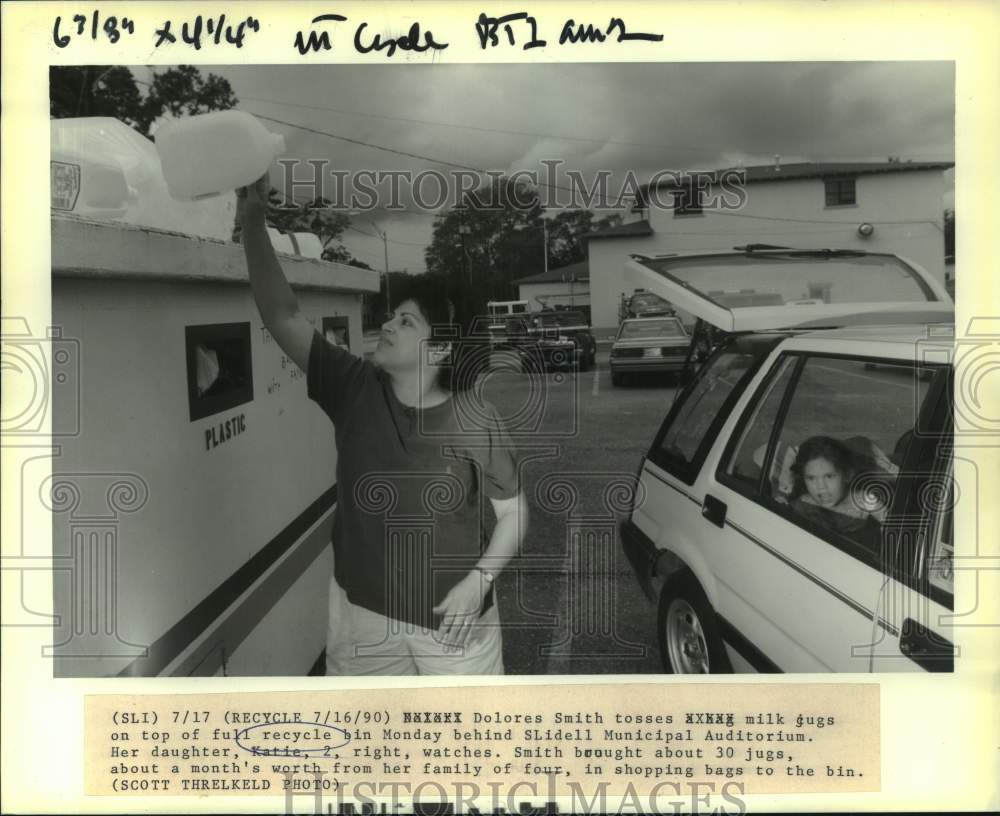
{"left": 266, "top": 227, "right": 296, "bottom": 255}
{"left": 156, "top": 111, "right": 285, "bottom": 201}
{"left": 290, "top": 232, "right": 325, "bottom": 259}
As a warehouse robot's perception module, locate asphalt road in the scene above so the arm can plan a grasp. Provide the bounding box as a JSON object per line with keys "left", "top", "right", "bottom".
{"left": 478, "top": 351, "right": 681, "bottom": 675}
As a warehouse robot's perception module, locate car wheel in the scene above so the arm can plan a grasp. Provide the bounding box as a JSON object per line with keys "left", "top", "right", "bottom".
{"left": 657, "top": 572, "right": 732, "bottom": 674}
{"left": 611, "top": 371, "right": 623, "bottom": 387}
{"left": 579, "top": 348, "right": 594, "bottom": 372}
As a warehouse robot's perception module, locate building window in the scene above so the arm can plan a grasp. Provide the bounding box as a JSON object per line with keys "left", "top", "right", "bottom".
{"left": 672, "top": 182, "right": 704, "bottom": 217}
{"left": 824, "top": 178, "right": 856, "bottom": 207}
{"left": 185, "top": 322, "right": 254, "bottom": 421}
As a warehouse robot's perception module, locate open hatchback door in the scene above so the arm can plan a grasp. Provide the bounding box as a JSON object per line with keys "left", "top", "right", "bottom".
{"left": 624, "top": 248, "right": 954, "bottom": 332}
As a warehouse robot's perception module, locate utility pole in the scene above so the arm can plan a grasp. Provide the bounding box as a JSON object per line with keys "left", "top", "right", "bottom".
{"left": 369, "top": 221, "right": 390, "bottom": 312}
{"left": 458, "top": 221, "right": 472, "bottom": 315}
{"left": 380, "top": 227, "right": 390, "bottom": 311}
{"left": 458, "top": 223, "right": 471, "bottom": 285}
{"left": 542, "top": 220, "right": 548, "bottom": 277}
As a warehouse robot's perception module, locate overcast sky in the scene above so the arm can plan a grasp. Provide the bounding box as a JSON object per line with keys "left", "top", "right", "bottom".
{"left": 157, "top": 62, "right": 954, "bottom": 272}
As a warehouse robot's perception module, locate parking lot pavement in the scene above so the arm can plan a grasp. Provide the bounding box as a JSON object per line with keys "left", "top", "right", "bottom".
{"left": 476, "top": 352, "right": 681, "bottom": 674}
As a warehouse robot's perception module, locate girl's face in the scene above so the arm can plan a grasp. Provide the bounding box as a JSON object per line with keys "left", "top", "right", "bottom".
{"left": 374, "top": 299, "right": 430, "bottom": 372}
{"left": 802, "top": 456, "right": 849, "bottom": 507}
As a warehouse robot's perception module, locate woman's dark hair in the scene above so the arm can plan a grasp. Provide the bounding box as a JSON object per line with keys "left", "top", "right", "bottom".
{"left": 789, "top": 436, "right": 857, "bottom": 499}
{"left": 390, "top": 277, "right": 484, "bottom": 392}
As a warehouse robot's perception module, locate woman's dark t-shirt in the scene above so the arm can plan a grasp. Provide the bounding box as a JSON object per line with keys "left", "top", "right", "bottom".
{"left": 306, "top": 331, "right": 519, "bottom": 629}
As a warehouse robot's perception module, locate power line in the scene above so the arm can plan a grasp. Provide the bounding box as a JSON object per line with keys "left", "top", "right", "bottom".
{"left": 249, "top": 112, "right": 629, "bottom": 208}
{"left": 239, "top": 93, "right": 723, "bottom": 156}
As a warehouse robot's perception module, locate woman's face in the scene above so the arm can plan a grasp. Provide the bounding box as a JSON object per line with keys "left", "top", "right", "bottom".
{"left": 802, "top": 456, "right": 849, "bottom": 507}
{"left": 374, "top": 299, "right": 432, "bottom": 373}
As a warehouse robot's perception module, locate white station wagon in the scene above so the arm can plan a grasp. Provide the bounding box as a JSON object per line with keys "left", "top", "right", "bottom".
{"left": 619, "top": 248, "right": 956, "bottom": 673}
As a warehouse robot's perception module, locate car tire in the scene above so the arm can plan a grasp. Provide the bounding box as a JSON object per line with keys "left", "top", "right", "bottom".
{"left": 657, "top": 572, "right": 732, "bottom": 674}
{"left": 611, "top": 371, "right": 622, "bottom": 387}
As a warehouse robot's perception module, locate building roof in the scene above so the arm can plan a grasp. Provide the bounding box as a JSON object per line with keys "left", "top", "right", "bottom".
{"left": 512, "top": 260, "right": 589, "bottom": 285}
{"left": 635, "top": 160, "right": 954, "bottom": 207}
{"left": 585, "top": 220, "right": 655, "bottom": 241}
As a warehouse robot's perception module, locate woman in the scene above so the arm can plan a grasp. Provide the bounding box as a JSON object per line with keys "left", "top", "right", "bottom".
{"left": 238, "top": 176, "right": 528, "bottom": 675}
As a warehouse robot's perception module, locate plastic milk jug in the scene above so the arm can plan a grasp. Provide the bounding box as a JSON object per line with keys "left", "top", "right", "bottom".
{"left": 156, "top": 111, "right": 285, "bottom": 201}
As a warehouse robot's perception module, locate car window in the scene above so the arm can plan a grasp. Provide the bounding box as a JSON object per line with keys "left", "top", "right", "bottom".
{"left": 749, "top": 355, "right": 934, "bottom": 556}
{"left": 619, "top": 319, "right": 686, "bottom": 340}
{"left": 640, "top": 253, "right": 938, "bottom": 305}
{"left": 724, "top": 356, "right": 799, "bottom": 491}
{"left": 657, "top": 348, "right": 758, "bottom": 469}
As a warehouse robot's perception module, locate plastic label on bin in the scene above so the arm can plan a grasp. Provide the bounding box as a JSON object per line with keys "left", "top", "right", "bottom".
{"left": 51, "top": 161, "right": 81, "bottom": 211}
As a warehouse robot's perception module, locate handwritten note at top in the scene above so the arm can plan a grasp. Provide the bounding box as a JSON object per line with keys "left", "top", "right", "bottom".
{"left": 52, "top": 9, "right": 663, "bottom": 55}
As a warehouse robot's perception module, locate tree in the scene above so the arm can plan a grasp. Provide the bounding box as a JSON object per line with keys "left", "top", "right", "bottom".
{"left": 230, "top": 189, "right": 359, "bottom": 262}
{"left": 426, "top": 185, "right": 628, "bottom": 316}
{"left": 50, "top": 65, "right": 237, "bottom": 137}
{"left": 546, "top": 209, "right": 623, "bottom": 268}
{"left": 363, "top": 271, "right": 413, "bottom": 329}
{"left": 49, "top": 67, "right": 145, "bottom": 128}
{"left": 264, "top": 192, "right": 352, "bottom": 262}
{"left": 425, "top": 176, "right": 546, "bottom": 316}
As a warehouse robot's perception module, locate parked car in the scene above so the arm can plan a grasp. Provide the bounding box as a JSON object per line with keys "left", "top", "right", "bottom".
{"left": 486, "top": 310, "right": 596, "bottom": 372}
{"left": 610, "top": 316, "right": 691, "bottom": 386}
{"left": 619, "top": 247, "right": 956, "bottom": 673}
{"left": 621, "top": 289, "right": 675, "bottom": 319}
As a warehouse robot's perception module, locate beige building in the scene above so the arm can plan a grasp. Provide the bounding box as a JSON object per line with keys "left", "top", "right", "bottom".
{"left": 588, "top": 161, "right": 953, "bottom": 334}
{"left": 513, "top": 260, "right": 590, "bottom": 316}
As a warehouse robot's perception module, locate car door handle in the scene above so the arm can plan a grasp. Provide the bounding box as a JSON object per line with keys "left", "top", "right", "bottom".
{"left": 702, "top": 494, "right": 727, "bottom": 528}
{"left": 899, "top": 617, "right": 954, "bottom": 673}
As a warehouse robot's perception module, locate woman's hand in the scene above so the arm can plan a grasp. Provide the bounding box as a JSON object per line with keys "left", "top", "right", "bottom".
{"left": 236, "top": 172, "right": 270, "bottom": 229}
{"left": 432, "top": 571, "right": 491, "bottom": 650}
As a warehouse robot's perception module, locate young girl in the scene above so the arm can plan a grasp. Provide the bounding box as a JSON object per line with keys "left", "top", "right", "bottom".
{"left": 789, "top": 436, "right": 882, "bottom": 542}
{"left": 238, "top": 175, "right": 528, "bottom": 675}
